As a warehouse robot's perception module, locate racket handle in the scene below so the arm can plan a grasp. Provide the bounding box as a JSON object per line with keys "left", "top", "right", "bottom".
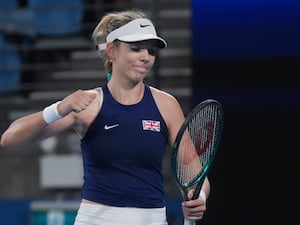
{"left": 192, "top": 180, "right": 204, "bottom": 199}
{"left": 184, "top": 218, "right": 195, "bottom": 225}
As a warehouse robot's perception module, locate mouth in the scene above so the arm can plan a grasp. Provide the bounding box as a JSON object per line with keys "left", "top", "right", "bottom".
{"left": 135, "top": 66, "right": 149, "bottom": 73}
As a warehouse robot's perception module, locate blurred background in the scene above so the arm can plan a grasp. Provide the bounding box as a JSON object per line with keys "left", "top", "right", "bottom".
{"left": 0, "top": 0, "right": 299, "bottom": 225}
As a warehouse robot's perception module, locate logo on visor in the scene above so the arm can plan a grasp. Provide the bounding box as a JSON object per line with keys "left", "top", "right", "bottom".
{"left": 140, "top": 23, "right": 151, "bottom": 28}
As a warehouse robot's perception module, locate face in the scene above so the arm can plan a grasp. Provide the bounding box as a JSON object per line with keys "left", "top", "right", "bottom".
{"left": 111, "top": 40, "right": 158, "bottom": 82}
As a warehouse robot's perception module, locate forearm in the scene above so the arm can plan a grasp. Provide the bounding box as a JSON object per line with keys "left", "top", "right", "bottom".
{"left": 0, "top": 111, "right": 47, "bottom": 148}
{"left": 201, "top": 177, "right": 210, "bottom": 199}
{"left": 1, "top": 90, "right": 98, "bottom": 149}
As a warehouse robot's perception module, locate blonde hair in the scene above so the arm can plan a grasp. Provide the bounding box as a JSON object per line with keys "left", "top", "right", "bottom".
{"left": 92, "top": 9, "right": 148, "bottom": 73}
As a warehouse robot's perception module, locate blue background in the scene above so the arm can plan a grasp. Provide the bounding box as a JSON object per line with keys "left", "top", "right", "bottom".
{"left": 192, "top": 0, "right": 300, "bottom": 60}
{"left": 191, "top": 1, "right": 299, "bottom": 225}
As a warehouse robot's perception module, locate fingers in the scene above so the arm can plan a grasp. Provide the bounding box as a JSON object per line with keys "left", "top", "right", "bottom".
{"left": 183, "top": 197, "right": 206, "bottom": 208}
{"left": 73, "top": 90, "right": 98, "bottom": 112}
{"left": 184, "top": 209, "right": 205, "bottom": 221}
{"left": 182, "top": 199, "right": 206, "bottom": 220}
{"left": 58, "top": 89, "right": 98, "bottom": 115}
{"left": 75, "top": 94, "right": 90, "bottom": 109}
{"left": 182, "top": 190, "right": 207, "bottom": 221}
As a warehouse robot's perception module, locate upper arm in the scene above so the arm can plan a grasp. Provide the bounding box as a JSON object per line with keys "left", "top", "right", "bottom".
{"left": 151, "top": 87, "right": 211, "bottom": 195}
{"left": 151, "top": 87, "right": 185, "bottom": 147}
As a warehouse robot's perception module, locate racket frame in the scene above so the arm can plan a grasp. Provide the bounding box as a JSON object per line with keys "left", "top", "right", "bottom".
{"left": 171, "top": 99, "right": 224, "bottom": 200}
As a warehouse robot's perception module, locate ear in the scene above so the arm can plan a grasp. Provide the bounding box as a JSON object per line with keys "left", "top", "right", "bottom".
{"left": 106, "top": 42, "right": 115, "bottom": 59}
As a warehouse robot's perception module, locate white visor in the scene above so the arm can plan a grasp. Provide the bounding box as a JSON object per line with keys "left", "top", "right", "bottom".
{"left": 97, "top": 18, "right": 167, "bottom": 51}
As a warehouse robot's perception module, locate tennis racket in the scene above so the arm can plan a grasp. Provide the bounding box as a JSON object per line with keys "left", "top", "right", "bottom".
{"left": 171, "top": 99, "right": 224, "bottom": 225}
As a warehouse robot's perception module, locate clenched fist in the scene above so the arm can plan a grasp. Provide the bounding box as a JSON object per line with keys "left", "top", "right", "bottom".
{"left": 57, "top": 89, "right": 98, "bottom": 116}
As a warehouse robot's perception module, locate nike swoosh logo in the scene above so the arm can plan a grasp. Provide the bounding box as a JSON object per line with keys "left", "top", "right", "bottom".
{"left": 104, "top": 124, "right": 119, "bottom": 130}
{"left": 140, "top": 23, "right": 151, "bottom": 28}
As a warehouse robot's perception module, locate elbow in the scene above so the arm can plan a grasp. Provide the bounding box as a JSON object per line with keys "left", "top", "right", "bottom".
{"left": 0, "top": 132, "right": 12, "bottom": 148}
{"left": 0, "top": 130, "right": 22, "bottom": 148}
{"left": 1, "top": 127, "right": 37, "bottom": 148}
{"left": 0, "top": 135, "right": 7, "bottom": 148}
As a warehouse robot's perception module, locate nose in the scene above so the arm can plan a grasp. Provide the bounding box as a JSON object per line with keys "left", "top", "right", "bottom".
{"left": 140, "top": 49, "right": 151, "bottom": 62}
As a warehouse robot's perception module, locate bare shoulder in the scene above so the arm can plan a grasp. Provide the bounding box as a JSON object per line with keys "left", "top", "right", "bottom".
{"left": 86, "top": 87, "right": 102, "bottom": 95}
{"left": 149, "top": 86, "right": 184, "bottom": 122}
{"left": 149, "top": 86, "right": 185, "bottom": 145}
{"left": 149, "top": 86, "right": 180, "bottom": 108}
{"left": 86, "top": 87, "right": 103, "bottom": 104}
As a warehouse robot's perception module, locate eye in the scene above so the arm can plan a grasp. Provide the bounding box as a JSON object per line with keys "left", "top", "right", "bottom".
{"left": 147, "top": 47, "right": 158, "bottom": 56}
{"left": 129, "top": 44, "right": 157, "bottom": 56}
{"left": 130, "top": 45, "right": 142, "bottom": 52}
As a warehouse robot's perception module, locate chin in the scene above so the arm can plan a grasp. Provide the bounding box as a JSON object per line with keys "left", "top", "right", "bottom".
{"left": 132, "top": 72, "right": 148, "bottom": 81}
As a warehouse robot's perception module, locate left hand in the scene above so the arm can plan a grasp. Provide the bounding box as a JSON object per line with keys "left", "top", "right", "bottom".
{"left": 182, "top": 189, "right": 207, "bottom": 221}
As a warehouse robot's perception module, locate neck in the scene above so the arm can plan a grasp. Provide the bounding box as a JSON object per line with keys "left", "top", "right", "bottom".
{"left": 107, "top": 81, "right": 145, "bottom": 105}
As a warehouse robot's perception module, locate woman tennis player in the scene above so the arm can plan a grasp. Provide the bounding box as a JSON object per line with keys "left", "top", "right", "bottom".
{"left": 1, "top": 9, "right": 210, "bottom": 225}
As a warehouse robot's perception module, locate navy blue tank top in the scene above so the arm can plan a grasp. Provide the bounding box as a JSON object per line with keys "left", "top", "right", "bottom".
{"left": 80, "top": 84, "right": 168, "bottom": 208}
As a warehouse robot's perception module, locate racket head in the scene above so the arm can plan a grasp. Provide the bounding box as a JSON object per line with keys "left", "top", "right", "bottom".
{"left": 171, "top": 99, "right": 224, "bottom": 196}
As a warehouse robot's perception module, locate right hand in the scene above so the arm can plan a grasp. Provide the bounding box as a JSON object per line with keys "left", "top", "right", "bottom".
{"left": 57, "top": 89, "right": 98, "bottom": 116}
{"left": 182, "top": 189, "right": 206, "bottom": 221}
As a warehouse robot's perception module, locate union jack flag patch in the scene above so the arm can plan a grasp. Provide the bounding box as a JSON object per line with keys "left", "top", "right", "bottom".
{"left": 142, "top": 120, "right": 161, "bottom": 132}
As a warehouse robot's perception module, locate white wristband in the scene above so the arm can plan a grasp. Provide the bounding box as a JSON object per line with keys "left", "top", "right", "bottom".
{"left": 42, "top": 101, "right": 63, "bottom": 124}
{"left": 200, "top": 190, "right": 207, "bottom": 202}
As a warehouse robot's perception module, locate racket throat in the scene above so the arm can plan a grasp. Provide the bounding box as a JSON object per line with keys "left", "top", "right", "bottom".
{"left": 181, "top": 189, "right": 190, "bottom": 201}
{"left": 192, "top": 182, "right": 202, "bottom": 200}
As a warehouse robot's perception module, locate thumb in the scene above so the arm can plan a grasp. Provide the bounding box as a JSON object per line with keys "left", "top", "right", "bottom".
{"left": 187, "top": 189, "right": 195, "bottom": 200}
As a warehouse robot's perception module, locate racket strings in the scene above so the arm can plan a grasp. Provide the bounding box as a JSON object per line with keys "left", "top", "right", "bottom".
{"left": 195, "top": 104, "right": 218, "bottom": 165}
{"left": 176, "top": 131, "right": 199, "bottom": 185}
{"left": 176, "top": 104, "right": 220, "bottom": 186}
